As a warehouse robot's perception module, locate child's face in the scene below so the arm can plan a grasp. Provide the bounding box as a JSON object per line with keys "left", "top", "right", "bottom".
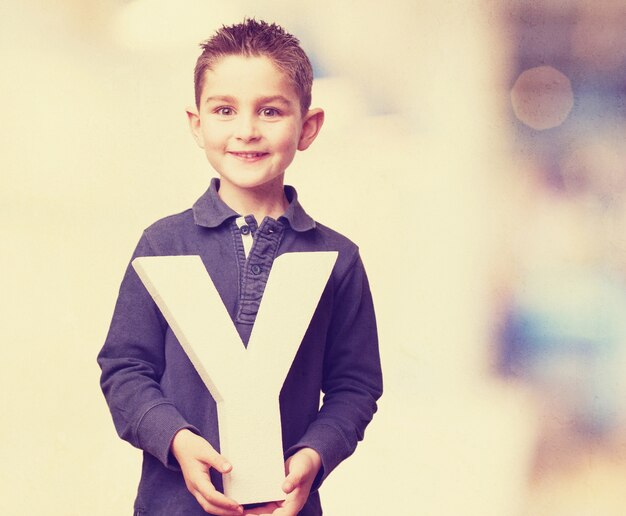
{"left": 188, "top": 55, "right": 322, "bottom": 193}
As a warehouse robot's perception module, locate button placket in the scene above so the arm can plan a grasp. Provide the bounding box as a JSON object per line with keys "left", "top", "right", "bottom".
{"left": 235, "top": 216, "right": 254, "bottom": 259}
{"left": 235, "top": 218, "right": 285, "bottom": 324}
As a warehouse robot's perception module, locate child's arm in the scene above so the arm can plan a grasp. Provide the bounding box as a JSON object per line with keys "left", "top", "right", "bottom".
{"left": 285, "top": 247, "right": 383, "bottom": 491}
{"left": 98, "top": 234, "right": 192, "bottom": 468}
{"left": 171, "top": 429, "right": 243, "bottom": 516}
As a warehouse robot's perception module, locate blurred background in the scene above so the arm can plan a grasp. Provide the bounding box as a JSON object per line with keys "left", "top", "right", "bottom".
{"left": 2, "top": 0, "right": 626, "bottom": 514}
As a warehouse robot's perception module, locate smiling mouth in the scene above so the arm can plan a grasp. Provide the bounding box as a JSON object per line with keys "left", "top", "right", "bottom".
{"left": 228, "top": 151, "right": 269, "bottom": 161}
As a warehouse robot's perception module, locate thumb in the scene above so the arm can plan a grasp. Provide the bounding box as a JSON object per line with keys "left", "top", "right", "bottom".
{"left": 201, "top": 444, "right": 232, "bottom": 474}
{"left": 282, "top": 463, "right": 305, "bottom": 494}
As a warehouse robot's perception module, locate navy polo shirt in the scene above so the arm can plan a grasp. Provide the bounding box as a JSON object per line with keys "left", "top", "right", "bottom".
{"left": 98, "top": 179, "right": 382, "bottom": 515}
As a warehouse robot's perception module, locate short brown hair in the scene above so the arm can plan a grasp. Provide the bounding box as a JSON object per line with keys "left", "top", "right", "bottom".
{"left": 194, "top": 19, "right": 313, "bottom": 114}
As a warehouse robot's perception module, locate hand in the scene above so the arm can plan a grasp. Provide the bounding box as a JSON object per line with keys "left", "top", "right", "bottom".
{"left": 171, "top": 429, "right": 243, "bottom": 515}
{"left": 243, "top": 448, "right": 322, "bottom": 516}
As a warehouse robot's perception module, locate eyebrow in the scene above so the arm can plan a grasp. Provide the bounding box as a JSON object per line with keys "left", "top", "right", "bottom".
{"left": 204, "top": 95, "right": 236, "bottom": 104}
{"left": 257, "top": 95, "right": 292, "bottom": 106}
{"left": 204, "top": 95, "right": 293, "bottom": 106}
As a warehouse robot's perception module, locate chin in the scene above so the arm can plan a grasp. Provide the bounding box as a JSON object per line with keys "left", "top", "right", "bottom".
{"left": 220, "top": 172, "right": 285, "bottom": 190}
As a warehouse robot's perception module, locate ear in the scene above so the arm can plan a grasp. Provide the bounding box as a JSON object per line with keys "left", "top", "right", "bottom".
{"left": 297, "top": 108, "right": 324, "bottom": 151}
{"left": 186, "top": 106, "right": 205, "bottom": 149}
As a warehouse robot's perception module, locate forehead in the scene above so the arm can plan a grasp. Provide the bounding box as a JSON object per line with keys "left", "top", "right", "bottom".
{"left": 201, "top": 55, "right": 298, "bottom": 102}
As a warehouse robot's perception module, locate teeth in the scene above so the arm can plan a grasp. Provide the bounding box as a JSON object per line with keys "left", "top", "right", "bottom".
{"left": 235, "top": 152, "right": 264, "bottom": 158}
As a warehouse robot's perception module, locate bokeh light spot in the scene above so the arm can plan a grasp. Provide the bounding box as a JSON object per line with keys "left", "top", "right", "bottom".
{"left": 510, "top": 65, "right": 574, "bottom": 130}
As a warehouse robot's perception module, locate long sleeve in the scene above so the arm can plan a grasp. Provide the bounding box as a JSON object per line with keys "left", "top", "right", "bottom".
{"left": 97, "top": 232, "right": 197, "bottom": 469}
{"left": 286, "top": 249, "right": 383, "bottom": 488}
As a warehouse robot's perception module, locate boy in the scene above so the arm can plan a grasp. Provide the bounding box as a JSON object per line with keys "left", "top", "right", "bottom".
{"left": 98, "top": 19, "right": 382, "bottom": 516}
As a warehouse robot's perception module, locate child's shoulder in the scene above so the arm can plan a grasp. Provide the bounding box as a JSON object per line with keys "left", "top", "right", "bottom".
{"left": 145, "top": 208, "right": 194, "bottom": 234}
{"left": 307, "top": 220, "right": 363, "bottom": 278}
{"left": 312, "top": 220, "right": 359, "bottom": 254}
{"left": 139, "top": 207, "right": 199, "bottom": 255}
{"left": 145, "top": 208, "right": 194, "bottom": 236}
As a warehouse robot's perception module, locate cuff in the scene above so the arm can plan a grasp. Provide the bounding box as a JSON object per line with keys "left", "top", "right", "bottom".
{"left": 135, "top": 401, "right": 199, "bottom": 470}
{"left": 285, "top": 422, "right": 351, "bottom": 491}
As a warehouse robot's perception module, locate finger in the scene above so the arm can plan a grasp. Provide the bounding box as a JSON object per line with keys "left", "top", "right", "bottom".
{"left": 270, "top": 506, "right": 297, "bottom": 516}
{"left": 195, "top": 483, "right": 241, "bottom": 512}
{"left": 193, "top": 490, "right": 243, "bottom": 516}
{"left": 189, "top": 474, "right": 241, "bottom": 513}
{"left": 276, "top": 487, "right": 306, "bottom": 516}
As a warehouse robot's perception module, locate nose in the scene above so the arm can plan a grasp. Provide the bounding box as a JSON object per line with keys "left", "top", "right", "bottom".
{"left": 233, "top": 113, "right": 260, "bottom": 142}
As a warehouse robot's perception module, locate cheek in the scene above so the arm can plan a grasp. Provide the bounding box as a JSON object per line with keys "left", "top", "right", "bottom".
{"left": 271, "top": 124, "right": 301, "bottom": 152}
{"left": 202, "top": 125, "right": 227, "bottom": 150}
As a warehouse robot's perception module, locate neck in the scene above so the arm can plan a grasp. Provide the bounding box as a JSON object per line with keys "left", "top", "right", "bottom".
{"left": 218, "top": 176, "right": 288, "bottom": 222}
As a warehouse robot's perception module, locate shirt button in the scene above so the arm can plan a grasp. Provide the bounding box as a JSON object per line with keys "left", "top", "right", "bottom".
{"left": 251, "top": 264, "right": 261, "bottom": 275}
{"left": 240, "top": 225, "right": 250, "bottom": 235}
{"left": 266, "top": 227, "right": 275, "bottom": 234}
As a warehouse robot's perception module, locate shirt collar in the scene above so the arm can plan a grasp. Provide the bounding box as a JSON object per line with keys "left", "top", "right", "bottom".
{"left": 192, "top": 178, "right": 316, "bottom": 232}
